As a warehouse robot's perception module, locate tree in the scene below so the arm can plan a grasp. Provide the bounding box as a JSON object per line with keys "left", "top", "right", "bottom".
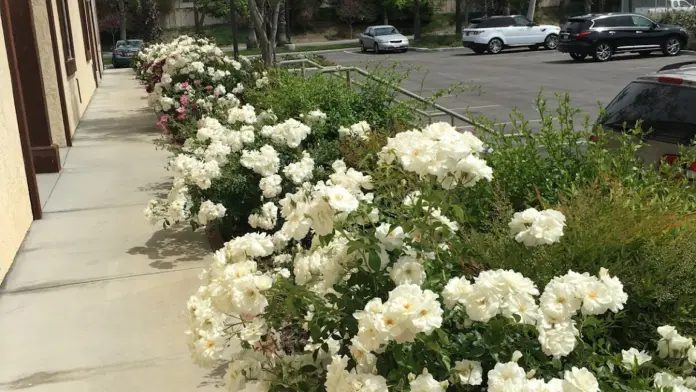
{"left": 247, "top": 19, "right": 258, "bottom": 49}
{"left": 277, "top": 1, "right": 288, "bottom": 45}
{"left": 100, "top": 13, "right": 121, "bottom": 46}
{"left": 338, "top": 0, "right": 364, "bottom": 39}
{"left": 142, "top": 0, "right": 163, "bottom": 42}
{"left": 118, "top": 0, "right": 127, "bottom": 40}
{"left": 248, "top": 0, "right": 284, "bottom": 67}
{"left": 526, "top": 0, "right": 536, "bottom": 20}
{"left": 393, "top": 0, "right": 429, "bottom": 40}
{"left": 193, "top": 0, "right": 230, "bottom": 33}
{"left": 455, "top": 0, "right": 462, "bottom": 35}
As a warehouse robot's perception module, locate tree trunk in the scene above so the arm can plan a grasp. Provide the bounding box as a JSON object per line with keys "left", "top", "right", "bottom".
{"left": 269, "top": 1, "right": 281, "bottom": 63}
{"left": 599, "top": 0, "right": 605, "bottom": 12}
{"left": 413, "top": 0, "right": 421, "bottom": 40}
{"left": 247, "top": 19, "right": 258, "bottom": 49}
{"left": 249, "top": 0, "right": 274, "bottom": 66}
{"left": 118, "top": 0, "right": 127, "bottom": 40}
{"left": 464, "top": 0, "right": 469, "bottom": 25}
{"left": 584, "top": 0, "right": 592, "bottom": 13}
{"left": 230, "top": 0, "right": 240, "bottom": 58}
{"left": 503, "top": 0, "right": 511, "bottom": 15}
{"left": 285, "top": 0, "right": 292, "bottom": 44}
{"left": 455, "top": 0, "right": 462, "bottom": 35}
{"left": 193, "top": 4, "right": 202, "bottom": 34}
{"left": 526, "top": 0, "right": 536, "bottom": 20}
{"left": 383, "top": 5, "right": 389, "bottom": 24}
{"left": 277, "top": 2, "right": 288, "bottom": 46}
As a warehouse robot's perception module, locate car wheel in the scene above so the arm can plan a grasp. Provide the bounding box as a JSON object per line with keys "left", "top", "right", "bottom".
{"left": 487, "top": 38, "right": 503, "bottom": 54}
{"left": 401, "top": 48, "right": 408, "bottom": 53}
{"left": 570, "top": 52, "right": 587, "bottom": 61}
{"left": 592, "top": 42, "right": 612, "bottom": 62}
{"left": 544, "top": 34, "right": 559, "bottom": 50}
{"left": 662, "top": 36, "right": 682, "bottom": 56}
{"left": 472, "top": 46, "right": 487, "bottom": 54}
{"left": 360, "top": 41, "right": 366, "bottom": 52}
{"left": 374, "top": 43, "right": 380, "bottom": 54}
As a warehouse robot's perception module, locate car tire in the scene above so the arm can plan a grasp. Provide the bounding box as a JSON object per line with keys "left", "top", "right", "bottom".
{"left": 360, "top": 41, "right": 366, "bottom": 52}
{"left": 592, "top": 42, "right": 613, "bottom": 62}
{"left": 487, "top": 38, "right": 503, "bottom": 54}
{"left": 402, "top": 48, "right": 408, "bottom": 53}
{"left": 662, "top": 36, "right": 682, "bottom": 56}
{"left": 544, "top": 34, "right": 559, "bottom": 50}
{"left": 570, "top": 52, "right": 587, "bottom": 61}
{"left": 374, "top": 43, "right": 380, "bottom": 54}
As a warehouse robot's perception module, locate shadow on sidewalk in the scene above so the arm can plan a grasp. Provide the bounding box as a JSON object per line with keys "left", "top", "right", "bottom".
{"left": 127, "top": 226, "right": 211, "bottom": 270}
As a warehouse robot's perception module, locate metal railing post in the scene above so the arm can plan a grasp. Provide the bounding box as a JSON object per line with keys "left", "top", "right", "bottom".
{"left": 346, "top": 69, "right": 351, "bottom": 85}
{"left": 301, "top": 60, "right": 305, "bottom": 78}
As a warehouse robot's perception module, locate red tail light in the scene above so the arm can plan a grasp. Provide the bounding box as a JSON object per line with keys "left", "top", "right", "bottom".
{"left": 575, "top": 31, "right": 591, "bottom": 38}
{"left": 658, "top": 76, "right": 683, "bottom": 84}
{"left": 661, "top": 154, "right": 696, "bottom": 179}
{"left": 588, "top": 135, "right": 598, "bottom": 142}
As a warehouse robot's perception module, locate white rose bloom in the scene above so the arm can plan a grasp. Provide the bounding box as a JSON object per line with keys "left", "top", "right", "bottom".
{"left": 228, "top": 104, "right": 257, "bottom": 124}
{"left": 324, "top": 185, "right": 359, "bottom": 213}
{"left": 232, "top": 82, "right": 245, "bottom": 94}
{"left": 388, "top": 257, "right": 426, "bottom": 286}
{"left": 241, "top": 145, "right": 280, "bottom": 177}
{"left": 375, "top": 223, "right": 405, "bottom": 251}
{"left": 283, "top": 153, "right": 315, "bottom": 184}
{"left": 523, "top": 378, "right": 564, "bottom": 392}
{"left": 562, "top": 367, "right": 599, "bottom": 392}
{"left": 657, "top": 325, "right": 693, "bottom": 358}
{"left": 453, "top": 360, "right": 483, "bottom": 386}
{"left": 688, "top": 346, "right": 696, "bottom": 365}
{"left": 510, "top": 208, "right": 566, "bottom": 247}
{"left": 487, "top": 362, "right": 526, "bottom": 392}
{"left": 259, "top": 175, "right": 282, "bottom": 198}
{"left": 197, "top": 200, "right": 227, "bottom": 225}
{"left": 621, "top": 347, "right": 652, "bottom": 370}
{"left": 409, "top": 369, "right": 448, "bottom": 392}
{"left": 538, "top": 321, "right": 578, "bottom": 358}
{"left": 441, "top": 277, "right": 473, "bottom": 309}
{"left": 302, "top": 109, "right": 327, "bottom": 127}
{"left": 248, "top": 202, "right": 278, "bottom": 230}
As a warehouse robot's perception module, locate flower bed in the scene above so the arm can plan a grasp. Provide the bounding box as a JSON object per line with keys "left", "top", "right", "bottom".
{"left": 136, "top": 37, "right": 696, "bottom": 391}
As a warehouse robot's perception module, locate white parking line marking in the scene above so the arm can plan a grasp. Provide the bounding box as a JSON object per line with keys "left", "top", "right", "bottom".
{"left": 458, "top": 119, "right": 543, "bottom": 128}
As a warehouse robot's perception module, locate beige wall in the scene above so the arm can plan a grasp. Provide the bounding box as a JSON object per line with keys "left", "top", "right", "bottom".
{"left": 49, "top": 0, "right": 101, "bottom": 139}
{"left": 31, "top": 0, "right": 67, "bottom": 147}
{"left": 163, "top": 1, "right": 227, "bottom": 29}
{"left": 0, "top": 21, "right": 33, "bottom": 282}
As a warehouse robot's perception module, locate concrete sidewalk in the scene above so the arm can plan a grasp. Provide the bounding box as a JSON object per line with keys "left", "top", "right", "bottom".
{"left": 0, "top": 70, "right": 216, "bottom": 391}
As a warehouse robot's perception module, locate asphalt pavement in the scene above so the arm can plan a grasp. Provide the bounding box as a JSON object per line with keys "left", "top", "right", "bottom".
{"left": 321, "top": 47, "right": 691, "bottom": 133}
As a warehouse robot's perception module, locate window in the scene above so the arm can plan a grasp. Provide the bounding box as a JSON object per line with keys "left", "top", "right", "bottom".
{"left": 592, "top": 17, "right": 615, "bottom": 27}
{"left": 613, "top": 15, "right": 635, "bottom": 26}
{"left": 563, "top": 18, "right": 592, "bottom": 32}
{"left": 77, "top": 0, "right": 93, "bottom": 61}
{"left": 632, "top": 15, "right": 655, "bottom": 27}
{"left": 600, "top": 81, "right": 696, "bottom": 144}
{"left": 514, "top": 15, "right": 531, "bottom": 26}
{"left": 374, "top": 27, "right": 398, "bottom": 36}
{"left": 56, "top": 0, "right": 76, "bottom": 76}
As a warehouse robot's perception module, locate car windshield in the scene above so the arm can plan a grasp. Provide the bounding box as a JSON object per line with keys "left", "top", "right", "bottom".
{"left": 678, "top": 0, "right": 693, "bottom": 6}
{"left": 127, "top": 40, "right": 142, "bottom": 47}
{"left": 600, "top": 81, "right": 696, "bottom": 144}
{"left": 374, "top": 27, "right": 398, "bottom": 36}
{"left": 467, "top": 19, "right": 482, "bottom": 28}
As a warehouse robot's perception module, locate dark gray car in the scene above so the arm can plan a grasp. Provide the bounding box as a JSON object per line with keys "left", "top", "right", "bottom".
{"left": 112, "top": 39, "right": 143, "bottom": 68}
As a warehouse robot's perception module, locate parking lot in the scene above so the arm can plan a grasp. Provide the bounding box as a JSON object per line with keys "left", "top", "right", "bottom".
{"left": 322, "top": 47, "right": 692, "bottom": 132}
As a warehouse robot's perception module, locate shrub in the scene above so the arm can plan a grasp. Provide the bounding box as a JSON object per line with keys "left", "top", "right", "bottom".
{"left": 412, "top": 34, "right": 461, "bottom": 48}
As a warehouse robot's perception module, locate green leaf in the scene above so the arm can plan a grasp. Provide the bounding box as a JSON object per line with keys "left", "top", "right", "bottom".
{"left": 300, "top": 364, "right": 316, "bottom": 373}
{"left": 368, "top": 250, "right": 382, "bottom": 271}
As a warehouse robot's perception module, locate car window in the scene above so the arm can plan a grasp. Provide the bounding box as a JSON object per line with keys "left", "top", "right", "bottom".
{"left": 563, "top": 19, "right": 592, "bottom": 32}
{"left": 514, "top": 15, "right": 531, "bottom": 26}
{"left": 600, "top": 81, "right": 696, "bottom": 144}
{"left": 678, "top": 0, "right": 693, "bottom": 6}
{"left": 632, "top": 15, "right": 654, "bottom": 27}
{"left": 364, "top": 28, "right": 371, "bottom": 35}
{"left": 115, "top": 41, "right": 127, "bottom": 48}
{"left": 614, "top": 15, "right": 635, "bottom": 26}
{"left": 374, "top": 27, "right": 398, "bottom": 36}
{"left": 126, "top": 40, "right": 142, "bottom": 47}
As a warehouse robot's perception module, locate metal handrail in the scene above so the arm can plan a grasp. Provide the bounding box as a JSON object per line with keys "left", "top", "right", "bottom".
{"left": 277, "top": 58, "right": 494, "bottom": 135}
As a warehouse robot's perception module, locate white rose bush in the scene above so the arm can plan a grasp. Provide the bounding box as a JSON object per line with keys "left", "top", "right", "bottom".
{"left": 136, "top": 37, "right": 696, "bottom": 391}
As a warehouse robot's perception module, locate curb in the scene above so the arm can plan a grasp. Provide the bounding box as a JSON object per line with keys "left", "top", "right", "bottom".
{"left": 682, "top": 50, "right": 696, "bottom": 55}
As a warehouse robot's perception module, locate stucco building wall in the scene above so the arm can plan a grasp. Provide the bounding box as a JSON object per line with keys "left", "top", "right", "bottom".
{"left": 0, "top": 22, "right": 33, "bottom": 283}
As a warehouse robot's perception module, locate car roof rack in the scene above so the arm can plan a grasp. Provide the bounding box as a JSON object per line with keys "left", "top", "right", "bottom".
{"left": 658, "top": 61, "right": 696, "bottom": 72}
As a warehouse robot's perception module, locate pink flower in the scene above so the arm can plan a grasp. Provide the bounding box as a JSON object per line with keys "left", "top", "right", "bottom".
{"left": 159, "top": 115, "right": 168, "bottom": 123}
{"left": 177, "top": 113, "right": 186, "bottom": 120}
{"left": 180, "top": 95, "right": 189, "bottom": 106}
{"left": 194, "top": 80, "right": 202, "bottom": 86}
{"left": 205, "top": 85, "right": 213, "bottom": 91}
{"left": 176, "top": 106, "right": 186, "bottom": 114}
{"left": 181, "top": 82, "right": 190, "bottom": 89}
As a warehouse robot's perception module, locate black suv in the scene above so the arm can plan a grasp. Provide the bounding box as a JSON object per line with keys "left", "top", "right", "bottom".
{"left": 557, "top": 13, "right": 688, "bottom": 62}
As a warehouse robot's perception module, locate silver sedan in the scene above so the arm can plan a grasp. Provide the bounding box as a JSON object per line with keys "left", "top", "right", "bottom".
{"left": 359, "top": 25, "right": 409, "bottom": 53}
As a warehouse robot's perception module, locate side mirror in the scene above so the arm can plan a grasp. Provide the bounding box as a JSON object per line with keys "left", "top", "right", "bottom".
{"left": 652, "top": 22, "right": 659, "bottom": 29}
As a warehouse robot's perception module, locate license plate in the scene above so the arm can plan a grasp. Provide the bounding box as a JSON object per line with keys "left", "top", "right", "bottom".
{"left": 561, "top": 33, "right": 570, "bottom": 40}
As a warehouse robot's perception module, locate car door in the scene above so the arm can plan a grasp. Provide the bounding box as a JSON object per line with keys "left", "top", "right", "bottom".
{"left": 602, "top": 15, "right": 636, "bottom": 51}
{"left": 497, "top": 17, "right": 520, "bottom": 45}
{"left": 631, "top": 15, "right": 662, "bottom": 48}
{"left": 361, "top": 28, "right": 374, "bottom": 46}
{"left": 512, "top": 15, "right": 537, "bottom": 45}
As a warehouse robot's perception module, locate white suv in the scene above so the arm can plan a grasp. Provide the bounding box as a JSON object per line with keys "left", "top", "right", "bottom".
{"left": 462, "top": 15, "right": 561, "bottom": 54}
{"left": 599, "top": 61, "right": 696, "bottom": 174}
